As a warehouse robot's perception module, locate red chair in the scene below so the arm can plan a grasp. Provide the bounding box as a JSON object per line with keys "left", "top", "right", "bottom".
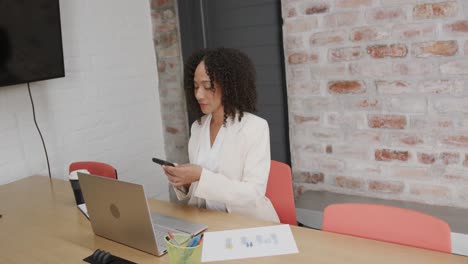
{"left": 69, "top": 161, "right": 118, "bottom": 179}
{"left": 322, "top": 203, "right": 451, "bottom": 253}
{"left": 266, "top": 160, "right": 297, "bottom": 225}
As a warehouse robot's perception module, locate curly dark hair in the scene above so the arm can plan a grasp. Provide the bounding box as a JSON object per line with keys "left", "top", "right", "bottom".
{"left": 183, "top": 47, "right": 257, "bottom": 124}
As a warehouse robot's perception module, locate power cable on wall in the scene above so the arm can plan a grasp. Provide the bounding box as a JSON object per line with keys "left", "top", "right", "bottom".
{"left": 199, "top": 0, "right": 207, "bottom": 48}
{"left": 27, "top": 82, "right": 52, "bottom": 179}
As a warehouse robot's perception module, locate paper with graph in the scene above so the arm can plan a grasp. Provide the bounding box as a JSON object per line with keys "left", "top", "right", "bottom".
{"left": 201, "top": 224, "right": 298, "bottom": 262}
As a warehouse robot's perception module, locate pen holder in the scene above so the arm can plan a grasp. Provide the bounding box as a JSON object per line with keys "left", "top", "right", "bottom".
{"left": 165, "top": 234, "right": 202, "bottom": 264}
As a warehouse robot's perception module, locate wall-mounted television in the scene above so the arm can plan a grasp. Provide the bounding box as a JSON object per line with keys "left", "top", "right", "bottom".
{"left": 0, "top": 0, "right": 65, "bottom": 88}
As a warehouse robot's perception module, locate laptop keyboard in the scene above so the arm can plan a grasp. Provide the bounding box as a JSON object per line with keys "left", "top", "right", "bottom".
{"left": 154, "top": 228, "right": 168, "bottom": 253}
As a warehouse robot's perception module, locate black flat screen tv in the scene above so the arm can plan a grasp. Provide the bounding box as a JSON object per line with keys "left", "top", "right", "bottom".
{"left": 0, "top": 0, "right": 65, "bottom": 87}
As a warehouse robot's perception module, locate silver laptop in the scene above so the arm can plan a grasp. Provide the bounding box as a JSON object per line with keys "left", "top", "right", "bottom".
{"left": 77, "top": 172, "right": 207, "bottom": 256}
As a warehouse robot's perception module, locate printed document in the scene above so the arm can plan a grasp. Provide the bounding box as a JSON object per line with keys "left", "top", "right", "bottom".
{"left": 202, "top": 224, "right": 298, "bottom": 262}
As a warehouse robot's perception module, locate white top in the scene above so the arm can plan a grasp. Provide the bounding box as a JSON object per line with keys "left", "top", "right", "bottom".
{"left": 173, "top": 112, "right": 279, "bottom": 223}
{"left": 196, "top": 114, "right": 227, "bottom": 212}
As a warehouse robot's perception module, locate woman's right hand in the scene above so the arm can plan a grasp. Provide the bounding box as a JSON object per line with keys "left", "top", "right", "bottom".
{"left": 162, "top": 163, "right": 202, "bottom": 188}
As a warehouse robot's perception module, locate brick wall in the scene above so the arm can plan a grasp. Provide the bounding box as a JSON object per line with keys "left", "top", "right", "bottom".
{"left": 282, "top": 0, "right": 468, "bottom": 208}
{"left": 0, "top": 0, "right": 168, "bottom": 199}
{"left": 150, "top": 0, "right": 189, "bottom": 164}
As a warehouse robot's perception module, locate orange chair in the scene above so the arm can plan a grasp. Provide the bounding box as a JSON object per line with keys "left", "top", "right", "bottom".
{"left": 69, "top": 161, "right": 118, "bottom": 179}
{"left": 322, "top": 203, "right": 451, "bottom": 253}
{"left": 266, "top": 160, "right": 297, "bottom": 225}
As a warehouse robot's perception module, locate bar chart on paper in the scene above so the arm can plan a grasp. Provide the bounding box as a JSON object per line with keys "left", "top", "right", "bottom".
{"left": 201, "top": 225, "right": 298, "bottom": 262}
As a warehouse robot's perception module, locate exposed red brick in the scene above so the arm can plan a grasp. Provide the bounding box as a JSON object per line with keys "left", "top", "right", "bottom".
{"left": 351, "top": 27, "right": 389, "bottom": 42}
{"left": 156, "top": 23, "right": 177, "bottom": 33}
{"left": 392, "top": 23, "right": 437, "bottom": 40}
{"left": 329, "top": 46, "right": 363, "bottom": 62}
{"left": 369, "top": 180, "right": 404, "bottom": 194}
{"left": 413, "top": 2, "right": 457, "bottom": 19}
{"left": 367, "top": 44, "right": 407, "bottom": 58}
{"left": 326, "top": 145, "right": 333, "bottom": 154}
{"left": 335, "top": 176, "right": 363, "bottom": 189}
{"left": 158, "top": 61, "right": 166, "bottom": 72}
{"left": 287, "top": 7, "right": 297, "bottom": 17}
{"left": 446, "top": 20, "right": 468, "bottom": 33}
{"left": 310, "top": 30, "right": 346, "bottom": 46}
{"left": 464, "top": 154, "right": 468, "bottom": 167}
{"left": 417, "top": 152, "right": 436, "bottom": 164}
{"left": 155, "top": 31, "right": 178, "bottom": 48}
{"left": 400, "top": 135, "right": 424, "bottom": 146}
{"left": 295, "top": 185, "right": 304, "bottom": 196}
{"left": 367, "top": 8, "right": 405, "bottom": 23}
{"left": 305, "top": 4, "right": 329, "bottom": 15}
{"left": 388, "top": 133, "right": 425, "bottom": 146}
{"left": 310, "top": 54, "right": 319, "bottom": 63}
{"left": 368, "top": 114, "right": 407, "bottom": 129}
{"left": 441, "top": 135, "right": 468, "bottom": 148}
{"left": 412, "top": 40, "right": 458, "bottom": 57}
{"left": 328, "top": 81, "right": 366, "bottom": 94}
{"left": 403, "top": 30, "right": 423, "bottom": 39}
{"left": 166, "top": 126, "right": 179, "bottom": 134}
{"left": 294, "top": 114, "right": 320, "bottom": 124}
{"left": 375, "top": 149, "right": 409, "bottom": 161}
{"left": 288, "top": 52, "right": 309, "bottom": 64}
{"left": 152, "top": 0, "right": 170, "bottom": 8}
{"left": 439, "top": 152, "right": 460, "bottom": 165}
{"left": 295, "top": 171, "right": 325, "bottom": 184}
{"left": 357, "top": 99, "right": 379, "bottom": 108}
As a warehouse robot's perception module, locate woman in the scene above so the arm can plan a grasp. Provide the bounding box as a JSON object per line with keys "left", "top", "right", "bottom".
{"left": 163, "top": 48, "right": 279, "bottom": 223}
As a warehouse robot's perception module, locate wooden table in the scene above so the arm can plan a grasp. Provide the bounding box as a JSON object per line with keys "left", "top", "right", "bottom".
{"left": 1, "top": 176, "right": 467, "bottom": 263}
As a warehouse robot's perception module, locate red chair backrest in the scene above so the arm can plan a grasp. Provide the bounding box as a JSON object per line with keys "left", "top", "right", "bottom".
{"left": 69, "top": 161, "right": 118, "bottom": 179}
{"left": 322, "top": 203, "right": 451, "bottom": 253}
{"left": 265, "top": 160, "right": 297, "bottom": 225}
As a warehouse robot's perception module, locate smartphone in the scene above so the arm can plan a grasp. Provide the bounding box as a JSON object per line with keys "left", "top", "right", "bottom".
{"left": 152, "top": 157, "right": 175, "bottom": 167}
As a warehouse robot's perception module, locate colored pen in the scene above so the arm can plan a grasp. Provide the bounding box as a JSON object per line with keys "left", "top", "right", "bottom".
{"left": 188, "top": 234, "right": 201, "bottom": 247}
{"left": 196, "top": 234, "right": 204, "bottom": 246}
{"left": 167, "top": 232, "right": 181, "bottom": 246}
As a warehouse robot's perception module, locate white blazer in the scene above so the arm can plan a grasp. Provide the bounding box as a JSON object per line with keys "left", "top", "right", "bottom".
{"left": 174, "top": 112, "right": 280, "bottom": 223}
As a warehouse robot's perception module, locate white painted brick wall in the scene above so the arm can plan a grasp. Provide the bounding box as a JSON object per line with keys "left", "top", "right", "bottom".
{"left": 0, "top": 0, "right": 169, "bottom": 200}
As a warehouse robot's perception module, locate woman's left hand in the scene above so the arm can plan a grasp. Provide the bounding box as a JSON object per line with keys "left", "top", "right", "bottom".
{"left": 163, "top": 163, "right": 202, "bottom": 187}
